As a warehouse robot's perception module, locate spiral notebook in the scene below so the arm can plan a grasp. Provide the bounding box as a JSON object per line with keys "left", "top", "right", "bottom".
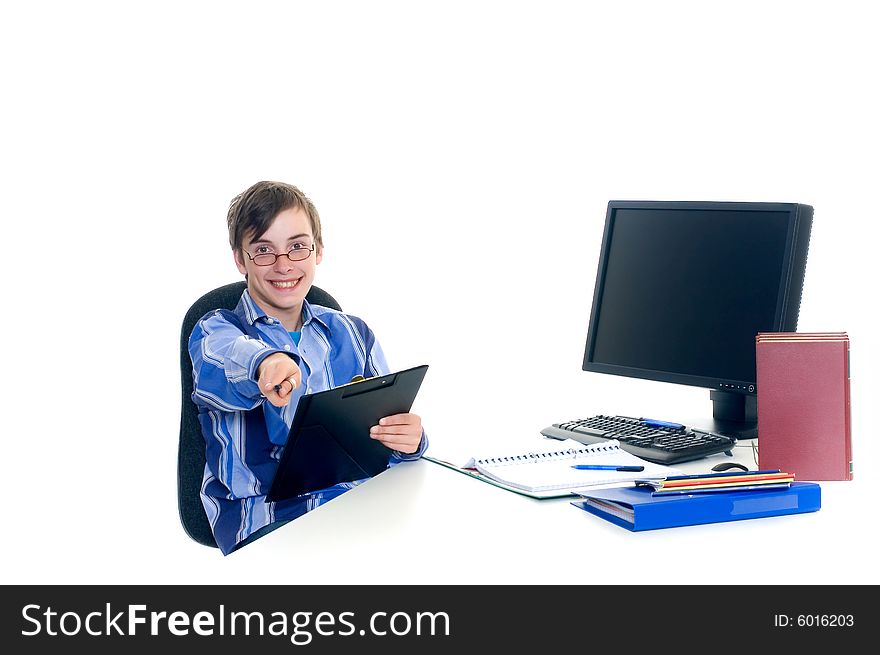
{"left": 465, "top": 441, "right": 679, "bottom": 493}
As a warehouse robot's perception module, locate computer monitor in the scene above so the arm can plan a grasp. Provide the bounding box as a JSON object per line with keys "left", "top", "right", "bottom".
{"left": 582, "top": 200, "right": 813, "bottom": 441}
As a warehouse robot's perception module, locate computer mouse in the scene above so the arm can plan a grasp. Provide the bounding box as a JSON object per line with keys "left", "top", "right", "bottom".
{"left": 711, "top": 462, "right": 749, "bottom": 473}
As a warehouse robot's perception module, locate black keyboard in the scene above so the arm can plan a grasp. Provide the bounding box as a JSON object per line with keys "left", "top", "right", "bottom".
{"left": 540, "top": 415, "right": 736, "bottom": 465}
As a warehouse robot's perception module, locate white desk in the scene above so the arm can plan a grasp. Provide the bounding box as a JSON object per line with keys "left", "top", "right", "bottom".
{"left": 224, "top": 438, "right": 874, "bottom": 585}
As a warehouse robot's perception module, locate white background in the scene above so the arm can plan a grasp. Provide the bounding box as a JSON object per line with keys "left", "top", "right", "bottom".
{"left": 1, "top": 1, "right": 877, "bottom": 584}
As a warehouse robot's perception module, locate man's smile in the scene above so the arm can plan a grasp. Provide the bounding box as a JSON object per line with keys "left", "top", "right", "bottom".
{"left": 269, "top": 278, "right": 302, "bottom": 290}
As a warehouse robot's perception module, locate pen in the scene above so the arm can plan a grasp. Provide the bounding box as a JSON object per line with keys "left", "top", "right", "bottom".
{"left": 571, "top": 464, "right": 645, "bottom": 472}
{"left": 273, "top": 376, "right": 299, "bottom": 394}
{"left": 640, "top": 417, "right": 685, "bottom": 430}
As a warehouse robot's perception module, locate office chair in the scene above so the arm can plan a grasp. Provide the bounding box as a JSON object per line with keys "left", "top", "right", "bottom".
{"left": 178, "top": 281, "right": 342, "bottom": 547}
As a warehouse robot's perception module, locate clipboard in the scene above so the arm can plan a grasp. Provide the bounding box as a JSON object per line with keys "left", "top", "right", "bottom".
{"left": 266, "top": 364, "right": 429, "bottom": 502}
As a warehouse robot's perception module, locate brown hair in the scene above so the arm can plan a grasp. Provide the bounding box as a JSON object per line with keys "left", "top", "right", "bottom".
{"left": 227, "top": 181, "right": 323, "bottom": 252}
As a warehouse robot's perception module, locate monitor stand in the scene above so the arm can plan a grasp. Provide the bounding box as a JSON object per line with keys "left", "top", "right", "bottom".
{"left": 690, "top": 390, "right": 757, "bottom": 441}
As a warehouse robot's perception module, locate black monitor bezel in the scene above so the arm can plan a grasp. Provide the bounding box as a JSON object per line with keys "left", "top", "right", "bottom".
{"left": 582, "top": 200, "right": 810, "bottom": 397}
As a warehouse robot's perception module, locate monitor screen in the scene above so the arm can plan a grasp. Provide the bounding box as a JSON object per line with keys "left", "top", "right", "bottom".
{"left": 583, "top": 201, "right": 812, "bottom": 437}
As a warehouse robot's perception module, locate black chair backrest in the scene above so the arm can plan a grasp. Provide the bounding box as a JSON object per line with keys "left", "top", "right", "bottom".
{"left": 178, "top": 282, "right": 342, "bottom": 547}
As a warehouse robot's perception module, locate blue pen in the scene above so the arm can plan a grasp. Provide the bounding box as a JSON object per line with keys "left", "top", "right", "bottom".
{"left": 571, "top": 464, "right": 645, "bottom": 472}
{"left": 640, "top": 417, "right": 686, "bottom": 430}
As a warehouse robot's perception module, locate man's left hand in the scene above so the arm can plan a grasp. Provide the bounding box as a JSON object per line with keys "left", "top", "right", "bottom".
{"left": 369, "top": 413, "right": 423, "bottom": 454}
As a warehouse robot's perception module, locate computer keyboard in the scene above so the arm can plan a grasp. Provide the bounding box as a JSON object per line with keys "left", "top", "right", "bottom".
{"left": 540, "top": 415, "right": 736, "bottom": 465}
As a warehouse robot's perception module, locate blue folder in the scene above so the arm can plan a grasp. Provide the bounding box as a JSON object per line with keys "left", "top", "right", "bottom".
{"left": 571, "top": 481, "right": 821, "bottom": 531}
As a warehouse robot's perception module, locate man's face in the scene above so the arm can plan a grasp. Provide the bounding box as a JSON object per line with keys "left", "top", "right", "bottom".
{"left": 234, "top": 207, "right": 323, "bottom": 326}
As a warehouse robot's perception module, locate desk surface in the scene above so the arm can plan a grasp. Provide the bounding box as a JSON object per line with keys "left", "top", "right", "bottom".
{"left": 222, "top": 438, "right": 874, "bottom": 585}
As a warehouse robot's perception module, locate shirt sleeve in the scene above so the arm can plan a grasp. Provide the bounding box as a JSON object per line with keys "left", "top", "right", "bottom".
{"left": 363, "top": 332, "right": 390, "bottom": 378}
{"left": 189, "top": 311, "right": 294, "bottom": 412}
{"left": 391, "top": 430, "right": 429, "bottom": 462}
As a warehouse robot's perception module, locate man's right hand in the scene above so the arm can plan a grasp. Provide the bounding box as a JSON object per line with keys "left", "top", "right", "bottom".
{"left": 257, "top": 353, "right": 302, "bottom": 407}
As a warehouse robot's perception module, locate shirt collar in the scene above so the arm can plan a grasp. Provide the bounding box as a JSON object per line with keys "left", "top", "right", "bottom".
{"left": 301, "top": 298, "right": 331, "bottom": 330}
{"left": 236, "top": 288, "right": 266, "bottom": 325}
{"left": 237, "top": 288, "right": 330, "bottom": 331}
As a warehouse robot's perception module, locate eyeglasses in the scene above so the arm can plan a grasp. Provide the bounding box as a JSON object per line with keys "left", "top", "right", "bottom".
{"left": 244, "top": 244, "right": 316, "bottom": 266}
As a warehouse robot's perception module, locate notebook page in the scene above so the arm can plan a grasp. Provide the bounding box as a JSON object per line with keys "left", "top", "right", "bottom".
{"left": 459, "top": 438, "right": 590, "bottom": 470}
{"left": 472, "top": 441, "right": 680, "bottom": 492}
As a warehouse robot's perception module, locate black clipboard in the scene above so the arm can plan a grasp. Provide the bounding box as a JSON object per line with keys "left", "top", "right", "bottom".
{"left": 266, "top": 364, "right": 429, "bottom": 502}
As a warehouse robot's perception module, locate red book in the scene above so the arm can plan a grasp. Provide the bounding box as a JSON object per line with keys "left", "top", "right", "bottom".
{"left": 756, "top": 332, "right": 852, "bottom": 481}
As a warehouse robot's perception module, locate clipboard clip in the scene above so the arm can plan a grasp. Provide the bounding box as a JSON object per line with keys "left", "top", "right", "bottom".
{"left": 337, "top": 375, "right": 369, "bottom": 388}
{"left": 341, "top": 373, "right": 397, "bottom": 397}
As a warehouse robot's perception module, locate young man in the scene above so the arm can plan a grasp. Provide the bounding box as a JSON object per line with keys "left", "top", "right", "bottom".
{"left": 189, "top": 181, "right": 427, "bottom": 555}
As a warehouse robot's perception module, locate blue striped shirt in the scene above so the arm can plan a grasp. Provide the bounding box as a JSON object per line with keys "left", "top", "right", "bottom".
{"left": 188, "top": 289, "right": 427, "bottom": 554}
